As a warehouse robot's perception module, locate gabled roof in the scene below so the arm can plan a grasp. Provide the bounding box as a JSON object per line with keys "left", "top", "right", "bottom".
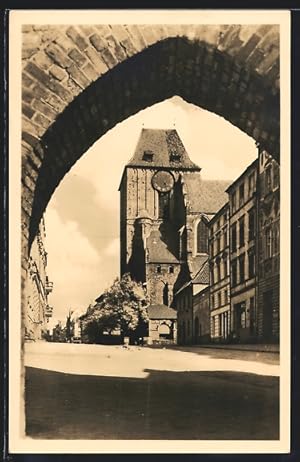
{"left": 188, "top": 254, "right": 208, "bottom": 279}
{"left": 209, "top": 201, "right": 229, "bottom": 225}
{"left": 126, "top": 128, "right": 201, "bottom": 170}
{"left": 192, "top": 258, "right": 209, "bottom": 285}
{"left": 175, "top": 258, "right": 209, "bottom": 295}
{"left": 147, "top": 228, "right": 179, "bottom": 263}
{"left": 182, "top": 174, "right": 231, "bottom": 213}
{"left": 226, "top": 158, "right": 258, "bottom": 193}
{"left": 147, "top": 304, "right": 177, "bottom": 319}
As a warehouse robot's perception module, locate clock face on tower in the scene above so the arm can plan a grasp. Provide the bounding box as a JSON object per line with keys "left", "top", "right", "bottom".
{"left": 151, "top": 170, "right": 174, "bottom": 192}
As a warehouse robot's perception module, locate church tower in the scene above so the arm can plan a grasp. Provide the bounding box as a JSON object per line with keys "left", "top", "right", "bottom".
{"left": 119, "top": 128, "right": 202, "bottom": 308}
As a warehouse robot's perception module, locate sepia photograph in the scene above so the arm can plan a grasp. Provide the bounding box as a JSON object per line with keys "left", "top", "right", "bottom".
{"left": 8, "top": 9, "right": 291, "bottom": 454}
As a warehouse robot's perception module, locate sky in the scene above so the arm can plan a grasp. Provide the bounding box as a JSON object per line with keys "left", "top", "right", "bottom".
{"left": 44, "top": 96, "right": 257, "bottom": 324}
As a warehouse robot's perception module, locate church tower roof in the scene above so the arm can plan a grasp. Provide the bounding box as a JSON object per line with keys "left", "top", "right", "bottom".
{"left": 126, "top": 128, "right": 201, "bottom": 171}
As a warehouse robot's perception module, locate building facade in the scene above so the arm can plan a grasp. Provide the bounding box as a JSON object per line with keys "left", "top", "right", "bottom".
{"left": 119, "top": 128, "right": 228, "bottom": 343}
{"left": 193, "top": 286, "right": 210, "bottom": 344}
{"left": 25, "top": 216, "right": 53, "bottom": 341}
{"left": 257, "top": 149, "right": 280, "bottom": 342}
{"left": 208, "top": 203, "right": 231, "bottom": 342}
{"left": 175, "top": 259, "right": 209, "bottom": 345}
{"left": 226, "top": 160, "right": 258, "bottom": 343}
{"left": 147, "top": 305, "right": 177, "bottom": 344}
{"left": 118, "top": 129, "right": 279, "bottom": 345}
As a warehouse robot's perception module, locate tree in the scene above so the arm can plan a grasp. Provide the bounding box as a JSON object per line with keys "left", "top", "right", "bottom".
{"left": 52, "top": 320, "right": 65, "bottom": 343}
{"left": 65, "top": 309, "right": 74, "bottom": 342}
{"left": 81, "top": 273, "right": 149, "bottom": 343}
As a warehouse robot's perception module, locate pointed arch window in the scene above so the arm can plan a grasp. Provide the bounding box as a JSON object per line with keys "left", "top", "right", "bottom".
{"left": 158, "top": 192, "right": 170, "bottom": 220}
{"left": 197, "top": 219, "right": 208, "bottom": 253}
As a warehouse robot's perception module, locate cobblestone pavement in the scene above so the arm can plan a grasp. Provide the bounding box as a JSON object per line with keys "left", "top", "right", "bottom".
{"left": 25, "top": 342, "right": 279, "bottom": 440}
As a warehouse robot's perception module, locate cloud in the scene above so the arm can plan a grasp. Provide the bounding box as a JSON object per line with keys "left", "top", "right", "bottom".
{"left": 44, "top": 207, "right": 117, "bottom": 322}
{"left": 104, "top": 238, "right": 120, "bottom": 257}
{"left": 48, "top": 175, "right": 118, "bottom": 258}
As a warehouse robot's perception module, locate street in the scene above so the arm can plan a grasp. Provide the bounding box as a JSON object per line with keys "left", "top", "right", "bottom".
{"left": 25, "top": 342, "right": 279, "bottom": 440}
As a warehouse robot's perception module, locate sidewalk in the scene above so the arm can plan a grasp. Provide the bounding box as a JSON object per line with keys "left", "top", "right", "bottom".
{"left": 191, "top": 343, "right": 280, "bottom": 354}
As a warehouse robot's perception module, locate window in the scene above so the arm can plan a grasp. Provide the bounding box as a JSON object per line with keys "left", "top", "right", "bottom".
{"left": 223, "top": 257, "right": 228, "bottom": 277}
{"left": 197, "top": 220, "right": 208, "bottom": 253}
{"left": 265, "top": 227, "right": 272, "bottom": 258}
{"left": 231, "top": 223, "right": 237, "bottom": 252}
{"left": 219, "top": 314, "right": 222, "bottom": 336}
{"left": 211, "top": 294, "right": 215, "bottom": 309}
{"left": 239, "top": 216, "right": 245, "bottom": 248}
{"left": 224, "top": 289, "right": 228, "bottom": 304}
{"left": 239, "top": 183, "right": 244, "bottom": 206}
{"left": 235, "top": 302, "right": 246, "bottom": 329}
{"left": 216, "top": 260, "right": 221, "bottom": 281}
{"left": 143, "top": 150, "right": 154, "bottom": 162}
{"left": 232, "top": 191, "right": 236, "bottom": 212}
{"left": 232, "top": 259, "right": 238, "bottom": 286}
{"left": 248, "top": 251, "right": 255, "bottom": 279}
{"left": 157, "top": 265, "right": 161, "bottom": 274}
{"left": 248, "top": 208, "right": 256, "bottom": 241}
{"left": 265, "top": 165, "right": 272, "bottom": 192}
{"left": 273, "top": 223, "right": 280, "bottom": 254}
{"left": 249, "top": 297, "right": 255, "bottom": 335}
{"left": 248, "top": 172, "right": 255, "bottom": 197}
{"left": 158, "top": 192, "right": 170, "bottom": 220}
{"left": 216, "top": 233, "right": 221, "bottom": 254}
{"left": 169, "top": 266, "right": 174, "bottom": 274}
{"left": 170, "top": 152, "right": 181, "bottom": 162}
{"left": 239, "top": 254, "right": 245, "bottom": 283}
{"left": 224, "top": 229, "right": 228, "bottom": 247}
{"left": 218, "top": 292, "right": 222, "bottom": 307}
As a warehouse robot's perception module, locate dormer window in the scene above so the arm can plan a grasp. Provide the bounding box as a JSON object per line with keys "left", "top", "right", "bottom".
{"left": 143, "top": 150, "right": 154, "bottom": 162}
{"left": 170, "top": 151, "right": 181, "bottom": 163}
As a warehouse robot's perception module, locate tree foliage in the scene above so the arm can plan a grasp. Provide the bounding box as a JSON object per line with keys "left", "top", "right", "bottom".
{"left": 65, "top": 310, "right": 74, "bottom": 341}
{"left": 81, "top": 273, "right": 149, "bottom": 341}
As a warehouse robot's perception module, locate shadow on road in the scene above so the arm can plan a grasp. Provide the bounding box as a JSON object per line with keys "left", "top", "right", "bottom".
{"left": 25, "top": 366, "right": 279, "bottom": 440}
{"left": 162, "top": 345, "right": 279, "bottom": 365}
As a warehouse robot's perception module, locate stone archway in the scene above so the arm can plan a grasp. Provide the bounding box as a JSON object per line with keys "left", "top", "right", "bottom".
{"left": 21, "top": 24, "right": 280, "bottom": 323}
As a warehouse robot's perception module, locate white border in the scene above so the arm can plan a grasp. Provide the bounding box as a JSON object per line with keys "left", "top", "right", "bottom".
{"left": 9, "top": 9, "right": 291, "bottom": 454}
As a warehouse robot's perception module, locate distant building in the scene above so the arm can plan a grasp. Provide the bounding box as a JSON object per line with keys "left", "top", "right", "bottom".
{"left": 257, "top": 149, "right": 280, "bottom": 342}
{"left": 226, "top": 159, "right": 258, "bottom": 343}
{"left": 25, "top": 216, "right": 53, "bottom": 341}
{"left": 208, "top": 203, "right": 231, "bottom": 342}
{"left": 147, "top": 305, "right": 177, "bottom": 344}
{"left": 119, "top": 128, "right": 229, "bottom": 344}
{"left": 175, "top": 260, "right": 210, "bottom": 345}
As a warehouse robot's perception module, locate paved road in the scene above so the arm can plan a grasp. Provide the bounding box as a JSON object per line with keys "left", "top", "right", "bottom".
{"left": 25, "top": 342, "right": 279, "bottom": 440}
